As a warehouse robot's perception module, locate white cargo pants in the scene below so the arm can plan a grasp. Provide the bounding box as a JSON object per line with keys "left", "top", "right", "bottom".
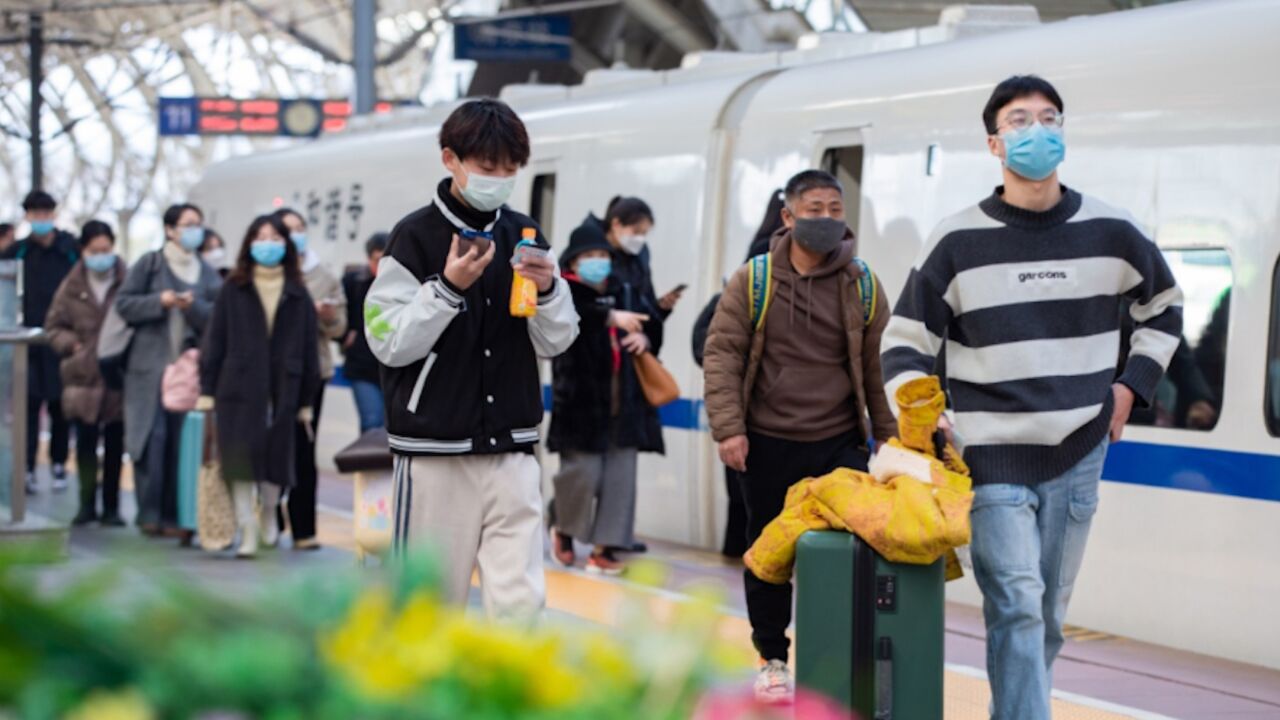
{"left": 392, "top": 452, "right": 545, "bottom": 622}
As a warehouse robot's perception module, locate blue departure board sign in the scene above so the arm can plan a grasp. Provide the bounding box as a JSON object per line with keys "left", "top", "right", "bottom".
{"left": 454, "top": 15, "right": 572, "bottom": 62}
{"left": 157, "top": 97, "right": 410, "bottom": 137}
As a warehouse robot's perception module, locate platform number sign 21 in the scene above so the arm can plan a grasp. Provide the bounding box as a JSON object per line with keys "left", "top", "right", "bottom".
{"left": 158, "top": 98, "right": 200, "bottom": 136}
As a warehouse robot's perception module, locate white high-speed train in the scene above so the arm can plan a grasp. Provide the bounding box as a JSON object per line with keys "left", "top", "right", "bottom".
{"left": 192, "top": 0, "right": 1280, "bottom": 670}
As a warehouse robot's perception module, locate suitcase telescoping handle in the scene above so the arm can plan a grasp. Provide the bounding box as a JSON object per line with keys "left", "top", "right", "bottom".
{"left": 875, "top": 636, "right": 893, "bottom": 720}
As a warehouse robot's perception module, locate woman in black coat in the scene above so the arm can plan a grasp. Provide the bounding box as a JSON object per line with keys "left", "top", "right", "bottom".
{"left": 198, "top": 214, "right": 319, "bottom": 558}
{"left": 547, "top": 210, "right": 664, "bottom": 576}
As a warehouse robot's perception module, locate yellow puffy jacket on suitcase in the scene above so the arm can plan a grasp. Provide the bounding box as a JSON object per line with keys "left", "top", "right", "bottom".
{"left": 744, "top": 376, "right": 974, "bottom": 584}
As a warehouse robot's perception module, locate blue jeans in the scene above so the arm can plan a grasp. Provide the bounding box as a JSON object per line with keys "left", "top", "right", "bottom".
{"left": 970, "top": 439, "right": 1107, "bottom": 720}
{"left": 349, "top": 379, "right": 385, "bottom": 433}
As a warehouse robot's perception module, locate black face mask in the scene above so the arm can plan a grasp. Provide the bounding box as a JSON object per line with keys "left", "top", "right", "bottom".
{"left": 792, "top": 217, "right": 846, "bottom": 255}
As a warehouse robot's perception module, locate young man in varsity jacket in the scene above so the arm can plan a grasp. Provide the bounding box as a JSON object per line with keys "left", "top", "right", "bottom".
{"left": 881, "top": 76, "right": 1183, "bottom": 719}
{"left": 364, "top": 99, "right": 579, "bottom": 620}
{"left": 703, "top": 169, "right": 897, "bottom": 704}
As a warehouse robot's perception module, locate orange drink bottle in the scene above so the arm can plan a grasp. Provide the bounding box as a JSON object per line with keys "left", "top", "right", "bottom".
{"left": 509, "top": 228, "right": 539, "bottom": 318}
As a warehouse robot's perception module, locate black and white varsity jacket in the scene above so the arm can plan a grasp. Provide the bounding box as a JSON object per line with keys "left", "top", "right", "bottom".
{"left": 364, "top": 180, "right": 579, "bottom": 456}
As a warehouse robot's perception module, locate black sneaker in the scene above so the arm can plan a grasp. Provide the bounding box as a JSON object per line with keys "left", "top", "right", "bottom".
{"left": 71, "top": 508, "right": 98, "bottom": 526}
{"left": 99, "top": 514, "right": 126, "bottom": 527}
{"left": 23, "top": 472, "right": 37, "bottom": 496}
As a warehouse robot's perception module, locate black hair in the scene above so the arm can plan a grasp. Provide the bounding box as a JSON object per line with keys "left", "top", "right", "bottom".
{"left": 200, "top": 229, "right": 225, "bottom": 252}
{"left": 22, "top": 191, "right": 56, "bottom": 212}
{"left": 748, "top": 189, "right": 786, "bottom": 259}
{"left": 79, "top": 220, "right": 115, "bottom": 248}
{"left": 784, "top": 170, "right": 842, "bottom": 206}
{"left": 983, "top": 75, "right": 1064, "bottom": 135}
{"left": 0, "top": 223, "right": 13, "bottom": 237}
{"left": 274, "top": 207, "right": 306, "bottom": 228}
{"left": 439, "top": 98, "right": 530, "bottom": 168}
{"left": 365, "top": 232, "right": 390, "bottom": 257}
{"left": 163, "top": 203, "right": 203, "bottom": 229}
{"left": 604, "top": 196, "right": 654, "bottom": 230}
{"left": 228, "top": 214, "right": 301, "bottom": 286}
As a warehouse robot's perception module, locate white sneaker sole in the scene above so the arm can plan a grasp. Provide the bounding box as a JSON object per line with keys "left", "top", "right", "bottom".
{"left": 585, "top": 563, "right": 624, "bottom": 577}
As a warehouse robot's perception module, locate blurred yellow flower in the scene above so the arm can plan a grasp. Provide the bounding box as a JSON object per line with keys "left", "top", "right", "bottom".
{"left": 321, "top": 587, "right": 421, "bottom": 699}
{"left": 64, "top": 689, "right": 154, "bottom": 720}
{"left": 321, "top": 586, "right": 587, "bottom": 709}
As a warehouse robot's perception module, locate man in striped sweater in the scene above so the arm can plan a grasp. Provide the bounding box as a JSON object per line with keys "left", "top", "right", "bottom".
{"left": 881, "top": 76, "right": 1182, "bottom": 719}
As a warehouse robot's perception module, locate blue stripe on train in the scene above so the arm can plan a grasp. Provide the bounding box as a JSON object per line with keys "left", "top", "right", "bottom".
{"left": 540, "top": 386, "right": 1280, "bottom": 504}
{"left": 1101, "top": 440, "right": 1280, "bottom": 503}
{"left": 336, "top": 367, "right": 1279, "bottom": 504}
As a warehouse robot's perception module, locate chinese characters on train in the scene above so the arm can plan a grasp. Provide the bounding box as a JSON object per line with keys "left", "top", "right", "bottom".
{"left": 291, "top": 183, "right": 365, "bottom": 243}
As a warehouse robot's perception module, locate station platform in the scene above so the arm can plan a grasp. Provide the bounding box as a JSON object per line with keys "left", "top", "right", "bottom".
{"left": 19, "top": 462, "right": 1280, "bottom": 720}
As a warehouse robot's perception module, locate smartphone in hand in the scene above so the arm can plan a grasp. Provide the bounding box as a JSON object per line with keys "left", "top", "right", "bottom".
{"left": 457, "top": 235, "right": 491, "bottom": 258}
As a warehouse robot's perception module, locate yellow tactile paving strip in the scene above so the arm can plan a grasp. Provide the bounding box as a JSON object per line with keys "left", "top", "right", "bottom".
{"left": 317, "top": 505, "right": 1139, "bottom": 719}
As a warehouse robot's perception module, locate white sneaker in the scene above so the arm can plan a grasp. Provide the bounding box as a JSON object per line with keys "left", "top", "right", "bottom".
{"left": 259, "top": 486, "right": 280, "bottom": 548}
{"left": 232, "top": 483, "right": 259, "bottom": 558}
{"left": 754, "top": 659, "right": 794, "bottom": 705}
{"left": 23, "top": 472, "right": 37, "bottom": 496}
{"left": 51, "top": 465, "right": 68, "bottom": 493}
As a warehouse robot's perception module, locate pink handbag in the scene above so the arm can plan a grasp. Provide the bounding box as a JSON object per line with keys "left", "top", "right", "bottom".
{"left": 162, "top": 349, "right": 201, "bottom": 413}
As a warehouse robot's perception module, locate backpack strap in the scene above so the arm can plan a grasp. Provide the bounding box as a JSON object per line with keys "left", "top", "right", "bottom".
{"left": 747, "top": 253, "right": 772, "bottom": 332}
{"left": 14, "top": 236, "right": 78, "bottom": 265}
{"left": 851, "top": 257, "right": 877, "bottom": 327}
{"left": 748, "top": 252, "right": 877, "bottom": 329}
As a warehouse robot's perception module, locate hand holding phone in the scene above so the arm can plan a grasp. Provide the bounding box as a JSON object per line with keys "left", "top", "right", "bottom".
{"left": 456, "top": 235, "right": 491, "bottom": 258}
{"left": 659, "top": 284, "right": 687, "bottom": 311}
{"left": 445, "top": 234, "right": 497, "bottom": 291}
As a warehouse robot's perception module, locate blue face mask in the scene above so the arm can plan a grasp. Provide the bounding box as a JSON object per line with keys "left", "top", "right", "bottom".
{"left": 179, "top": 226, "right": 205, "bottom": 251}
{"left": 251, "top": 240, "right": 287, "bottom": 268}
{"left": 1001, "top": 124, "right": 1065, "bottom": 181}
{"left": 84, "top": 253, "right": 116, "bottom": 274}
{"left": 30, "top": 220, "right": 54, "bottom": 236}
{"left": 291, "top": 232, "right": 308, "bottom": 255}
{"left": 576, "top": 257, "right": 612, "bottom": 285}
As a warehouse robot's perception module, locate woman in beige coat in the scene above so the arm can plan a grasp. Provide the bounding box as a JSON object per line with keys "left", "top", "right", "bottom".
{"left": 45, "top": 220, "right": 127, "bottom": 526}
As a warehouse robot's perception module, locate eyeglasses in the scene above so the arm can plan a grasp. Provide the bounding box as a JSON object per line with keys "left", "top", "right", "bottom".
{"left": 998, "top": 108, "right": 1064, "bottom": 132}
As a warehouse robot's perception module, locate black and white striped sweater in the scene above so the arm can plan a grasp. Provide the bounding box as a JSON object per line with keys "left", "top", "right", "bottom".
{"left": 881, "top": 187, "right": 1183, "bottom": 485}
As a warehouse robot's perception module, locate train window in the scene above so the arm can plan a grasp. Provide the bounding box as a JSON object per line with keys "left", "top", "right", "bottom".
{"left": 1123, "top": 248, "right": 1230, "bottom": 431}
{"left": 820, "top": 145, "right": 863, "bottom": 239}
{"left": 1266, "top": 260, "right": 1280, "bottom": 437}
{"left": 530, "top": 173, "right": 556, "bottom": 241}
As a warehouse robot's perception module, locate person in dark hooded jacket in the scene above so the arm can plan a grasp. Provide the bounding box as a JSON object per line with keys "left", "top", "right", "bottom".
{"left": 4, "top": 191, "right": 78, "bottom": 495}
{"left": 547, "top": 208, "right": 664, "bottom": 575}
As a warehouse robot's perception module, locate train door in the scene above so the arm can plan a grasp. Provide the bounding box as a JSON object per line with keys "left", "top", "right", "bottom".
{"left": 525, "top": 162, "right": 560, "bottom": 244}
{"left": 530, "top": 170, "right": 558, "bottom": 242}
{"left": 824, "top": 142, "right": 865, "bottom": 240}
{"left": 819, "top": 139, "right": 865, "bottom": 244}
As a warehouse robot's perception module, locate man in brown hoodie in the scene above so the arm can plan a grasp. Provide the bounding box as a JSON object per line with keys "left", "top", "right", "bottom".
{"left": 703, "top": 169, "right": 896, "bottom": 703}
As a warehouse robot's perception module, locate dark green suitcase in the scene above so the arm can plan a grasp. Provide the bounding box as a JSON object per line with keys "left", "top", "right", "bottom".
{"left": 795, "top": 530, "right": 945, "bottom": 719}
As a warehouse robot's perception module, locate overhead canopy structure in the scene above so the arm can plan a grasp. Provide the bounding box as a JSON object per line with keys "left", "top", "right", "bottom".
{"left": 0, "top": 0, "right": 454, "bottom": 247}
